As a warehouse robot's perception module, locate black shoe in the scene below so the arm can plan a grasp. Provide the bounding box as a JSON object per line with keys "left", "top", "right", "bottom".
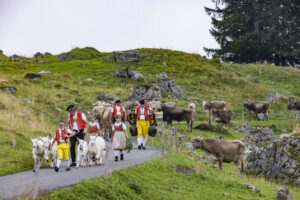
{"left": 138, "top": 145, "right": 141, "bottom": 150}
{"left": 120, "top": 154, "right": 124, "bottom": 161}
{"left": 66, "top": 167, "right": 71, "bottom": 171}
{"left": 115, "top": 156, "right": 118, "bottom": 162}
{"left": 142, "top": 145, "right": 146, "bottom": 150}
{"left": 54, "top": 166, "right": 59, "bottom": 172}
{"left": 70, "top": 162, "right": 76, "bottom": 167}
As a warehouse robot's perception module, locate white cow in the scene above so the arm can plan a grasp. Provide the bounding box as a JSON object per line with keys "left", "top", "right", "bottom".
{"left": 88, "top": 136, "right": 106, "bottom": 166}
{"left": 76, "top": 138, "right": 88, "bottom": 168}
{"left": 41, "top": 137, "right": 58, "bottom": 168}
{"left": 31, "top": 138, "right": 46, "bottom": 172}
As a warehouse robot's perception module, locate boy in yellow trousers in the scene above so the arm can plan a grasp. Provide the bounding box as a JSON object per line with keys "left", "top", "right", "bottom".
{"left": 135, "top": 99, "right": 151, "bottom": 150}
{"left": 50, "top": 120, "right": 75, "bottom": 172}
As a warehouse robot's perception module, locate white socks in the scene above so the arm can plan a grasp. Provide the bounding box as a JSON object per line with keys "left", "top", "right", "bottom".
{"left": 56, "top": 159, "right": 61, "bottom": 168}
{"left": 114, "top": 151, "right": 119, "bottom": 156}
{"left": 137, "top": 136, "right": 143, "bottom": 146}
{"left": 142, "top": 137, "right": 148, "bottom": 146}
{"left": 56, "top": 159, "right": 71, "bottom": 168}
{"left": 67, "top": 159, "right": 71, "bottom": 167}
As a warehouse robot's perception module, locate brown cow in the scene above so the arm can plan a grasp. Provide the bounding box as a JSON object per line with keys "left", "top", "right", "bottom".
{"left": 162, "top": 105, "right": 193, "bottom": 132}
{"left": 192, "top": 136, "right": 245, "bottom": 173}
{"left": 244, "top": 101, "right": 269, "bottom": 121}
{"left": 203, "top": 101, "right": 227, "bottom": 111}
{"left": 288, "top": 102, "right": 300, "bottom": 120}
{"left": 209, "top": 109, "right": 232, "bottom": 127}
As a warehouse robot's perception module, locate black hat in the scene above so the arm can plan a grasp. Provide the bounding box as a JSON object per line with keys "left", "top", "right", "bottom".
{"left": 139, "top": 99, "right": 145, "bottom": 105}
{"left": 66, "top": 104, "right": 75, "bottom": 111}
{"left": 115, "top": 99, "right": 121, "bottom": 103}
{"left": 58, "top": 119, "right": 65, "bottom": 123}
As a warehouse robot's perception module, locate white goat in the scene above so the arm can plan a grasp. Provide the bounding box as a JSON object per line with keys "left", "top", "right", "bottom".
{"left": 41, "top": 137, "right": 58, "bottom": 168}
{"left": 31, "top": 138, "right": 46, "bottom": 172}
{"left": 76, "top": 138, "right": 88, "bottom": 168}
{"left": 88, "top": 136, "right": 106, "bottom": 166}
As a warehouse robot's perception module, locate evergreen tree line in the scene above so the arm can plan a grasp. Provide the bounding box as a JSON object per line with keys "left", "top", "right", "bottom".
{"left": 205, "top": 0, "right": 300, "bottom": 67}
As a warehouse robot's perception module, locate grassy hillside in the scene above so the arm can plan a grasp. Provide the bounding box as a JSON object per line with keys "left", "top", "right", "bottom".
{"left": 1, "top": 47, "right": 300, "bottom": 199}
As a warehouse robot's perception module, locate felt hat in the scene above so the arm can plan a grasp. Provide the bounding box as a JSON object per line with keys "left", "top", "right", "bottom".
{"left": 66, "top": 104, "right": 75, "bottom": 111}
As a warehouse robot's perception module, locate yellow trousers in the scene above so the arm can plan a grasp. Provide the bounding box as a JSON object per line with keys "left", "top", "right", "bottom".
{"left": 57, "top": 143, "right": 69, "bottom": 160}
{"left": 137, "top": 120, "right": 150, "bottom": 137}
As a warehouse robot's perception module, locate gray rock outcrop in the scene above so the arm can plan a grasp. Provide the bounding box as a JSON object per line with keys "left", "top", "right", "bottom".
{"left": 154, "top": 79, "right": 184, "bottom": 98}
{"left": 266, "top": 92, "right": 287, "bottom": 101}
{"left": 277, "top": 186, "right": 295, "bottom": 200}
{"left": 0, "top": 82, "right": 17, "bottom": 94}
{"left": 58, "top": 53, "right": 72, "bottom": 61}
{"left": 106, "top": 50, "right": 146, "bottom": 63}
{"left": 9, "top": 54, "right": 21, "bottom": 61}
{"left": 96, "top": 94, "right": 119, "bottom": 102}
{"left": 241, "top": 124, "right": 300, "bottom": 185}
{"left": 114, "top": 66, "right": 145, "bottom": 81}
{"left": 34, "top": 52, "right": 44, "bottom": 58}
{"left": 126, "top": 85, "right": 161, "bottom": 101}
{"left": 0, "top": 49, "right": 3, "bottom": 54}
{"left": 25, "top": 73, "right": 42, "bottom": 80}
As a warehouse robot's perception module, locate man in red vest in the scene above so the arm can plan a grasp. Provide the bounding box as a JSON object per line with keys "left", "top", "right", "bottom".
{"left": 66, "top": 105, "right": 89, "bottom": 167}
{"left": 110, "top": 100, "right": 127, "bottom": 123}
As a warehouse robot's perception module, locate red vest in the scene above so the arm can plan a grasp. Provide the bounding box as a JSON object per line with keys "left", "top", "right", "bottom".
{"left": 113, "top": 105, "right": 125, "bottom": 117}
{"left": 69, "top": 112, "right": 85, "bottom": 130}
{"left": 136, "top": 106, "right": 149, "bottom": 120}
{"left": 114, "top": 124, "right": 124, "bottom": 132}
{"left": 55, "top": 128, "right": 68, "bottom": 144}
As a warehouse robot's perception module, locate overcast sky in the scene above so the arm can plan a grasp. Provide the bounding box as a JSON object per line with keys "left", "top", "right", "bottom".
{"left": 0, "top": 0, "right": 218, "bottom": 57}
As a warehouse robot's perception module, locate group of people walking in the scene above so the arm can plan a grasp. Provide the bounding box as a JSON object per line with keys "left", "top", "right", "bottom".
{"left": 49, "top": 99, "right": 153, "bottom": 172}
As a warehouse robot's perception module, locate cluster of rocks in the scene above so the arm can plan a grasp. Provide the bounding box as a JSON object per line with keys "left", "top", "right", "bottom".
{"left": 266, "top": 92, "right": 287, "bottom": 101}
{"left": 239, "top": 123, "right": 300, "bottom": 185}
{"left": 58, "top": 52, "right": 72, "bottom": 61}
{"left": 33, "top": 52, "right": 45, "bottom": 58}
{"left": 106, "top": 50, "right": 146, "bottom": 63}
{"left": 0, "top": 82, "right": 17, "bottom": 94}
{"left": 0, "top": 49, "right": 3, "bottom": 54}
{"left": 115, "top": 66, "right": 145, "bottom": 82}
{"left": 9, "top": 54, "right": 21, "bottom": 61}
{"left": 126, "top": 84, "right": 161, "bottom": 101}
{"left": 125, "top": 72, "right": 184, "bottom": 101}
{"left": 96, "top": 94, "right": 119, "bottom": 102}
{"left": 24, "top": 73, "right": 42, "bottom": 80}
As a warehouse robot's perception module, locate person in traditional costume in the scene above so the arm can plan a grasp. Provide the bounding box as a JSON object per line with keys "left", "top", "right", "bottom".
{"left": 112, "top": 114, "right": 129, "bottom": 161}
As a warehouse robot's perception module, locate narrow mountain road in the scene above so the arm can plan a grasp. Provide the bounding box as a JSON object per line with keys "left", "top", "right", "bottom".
{"left": 0, "top": 141, "right": 164, "bottom": 199}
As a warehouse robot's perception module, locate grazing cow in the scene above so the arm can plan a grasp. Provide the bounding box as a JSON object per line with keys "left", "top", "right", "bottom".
{"left": 93, "top": 105, "right": 112, "bottom": 139}
{"left": 203, "top": 101, "right": 227, "bottom": 111}
{"left": 76, "top": 138, "right": 88, "bottom": 168}
{"left": 162, "top": 105, "right": 193, "bottom": 132}
{"left": 244, "top": 101, "right": 269, "bottom": 121}
{"left": 88, "top": 136, "right": 106, "bottom": 166}
{"left": 192, "top": 136, "right": 245, "bottom": 173}
{"left": 209, "top": 109, "right": 232, "bottom": 127}
{"left": 41, "top": 137, "right": 57, "bottom": 168}
{"left": 31, "top": 138, "right": 46, "bottom": 172}
{"left": 162, "top": 102, "right": 176, "bottom": 108}
{"left": 288, "top": 102, "right": 300, "bottom": 119}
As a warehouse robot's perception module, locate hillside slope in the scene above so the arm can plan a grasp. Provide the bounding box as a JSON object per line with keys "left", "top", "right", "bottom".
{"left": 0, "top": 47, "right": 300, "bottom": 199}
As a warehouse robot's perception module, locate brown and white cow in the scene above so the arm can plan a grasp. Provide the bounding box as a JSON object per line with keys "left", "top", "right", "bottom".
{"left": 244, "top": 101, "right": 269, "bottom": 121}
{"left": 192, "top": 136, "right": 245, "bottom": 173}
{"left": 203, "top": 101, "right": 227, "bottom": 111}
{"left": 209, "top": 109, "right": 232, "bottom": 127}
{"left": 288, "top": 102, "right": 300, "bottom": 120}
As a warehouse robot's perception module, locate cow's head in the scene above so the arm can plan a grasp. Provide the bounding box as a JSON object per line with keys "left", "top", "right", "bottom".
{"left": 192, "top": 136, "right": 204, "bottom": 149}
{"left": 243, "top": 102, "right": 250, "bottom": 110}
{"left": 202, "top": 101, "right": 208, "bottom": 110}
{"left": 89, "top": 136, "right": 96, "bottom": 147}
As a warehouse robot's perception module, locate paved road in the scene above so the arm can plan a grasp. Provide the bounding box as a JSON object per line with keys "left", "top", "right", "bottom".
{"left": 0, "top": 141, "right": 164, "bottom": 199}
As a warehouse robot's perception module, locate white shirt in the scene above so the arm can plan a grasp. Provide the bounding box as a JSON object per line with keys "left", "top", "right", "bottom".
{"left": 135, "top": 107, "right": 150, "bottom": 120}
{"left": 71, "top": 112, "right": 86, "bottom": 131}
{"left": 88, "top": 121, "right": 100, "bottom": 130}
{"left": 112, "top": 122, "right": 127, "bottom": 132}
{"left": 58, "top": 128, "right": 72, "bottom": 143}
{"left": 189, "top": 103, "right": 196, "bottom": 111}
{"left": 111, "top": 105, "right": 125, "bottom": 116}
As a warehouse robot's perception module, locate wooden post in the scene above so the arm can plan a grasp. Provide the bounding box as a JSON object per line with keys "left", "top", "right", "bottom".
{"left": 174, "top": 128, "right": 178, "bottom": 153}
{"left": 32, "top": 162, "right": 40, "bottom": 200}
{"left": 242, "top": 107, "right": 244, "bottom": 122}
{"left": 161, "top": 121, "right": 165, "bottom": 158}
{"left": 167, "top": 124, "right": 173, "bottom": 147}
{"left": 104, "top": 139, "right": 109, "bottom": 180}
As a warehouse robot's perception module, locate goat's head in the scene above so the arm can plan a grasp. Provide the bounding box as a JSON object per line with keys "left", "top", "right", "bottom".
{"left": 77, "top": 138, "right": 85, "bottom": 151}
{"left": 89, "top": 136, "right": 96, "bottom": 147}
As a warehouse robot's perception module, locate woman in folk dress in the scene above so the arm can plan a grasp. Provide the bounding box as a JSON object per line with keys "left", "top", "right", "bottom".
{"left": 85, "top": 115, "right": 101, "bottom": 143}
{"left": 112, "top": 114, "right": 129, "bottom": 161}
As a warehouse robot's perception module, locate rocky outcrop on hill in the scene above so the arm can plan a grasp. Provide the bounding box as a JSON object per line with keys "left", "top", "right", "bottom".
{"left": 33, "top": 52, "right": 45, "bottom": 58}
{"left": 115, "top": 66, "right": 145, "bottom": 82}
{"left": 96, "top": 94, "right": 119, "bottom": 102}
{"left": 266, "top": 92, "right": 287, "bottom": 101}
{"left": 106, "top": 50, "right": 146, "bottom": 63}
{"left": 24, "top": 73, "right": 42, "bottom": 80}
{"left": 277, "top": 186, "right": 295, "bottom": 200}
{"left": 58, "top": 52, "right": 72, "bottom": 61}
{"left": 126, "top": 84, "right": 161, "bottom": 101}
{"left": 9, "top": 54, "right": 21, "bottom": 61}
{"left": 240, "top": 123, "right": 300, "bottom": 185}
{"left": 0, "top": 49, "right": 3, "bottom": 54}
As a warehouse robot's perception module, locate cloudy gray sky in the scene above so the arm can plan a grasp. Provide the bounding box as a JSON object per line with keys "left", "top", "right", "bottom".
{"left": 0, "top": 0, "right": 218, "bottom": 57}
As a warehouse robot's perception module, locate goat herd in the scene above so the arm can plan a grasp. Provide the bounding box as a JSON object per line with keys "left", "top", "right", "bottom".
{"left": 30, "top": 99, "right": 299, "bottom": 172}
